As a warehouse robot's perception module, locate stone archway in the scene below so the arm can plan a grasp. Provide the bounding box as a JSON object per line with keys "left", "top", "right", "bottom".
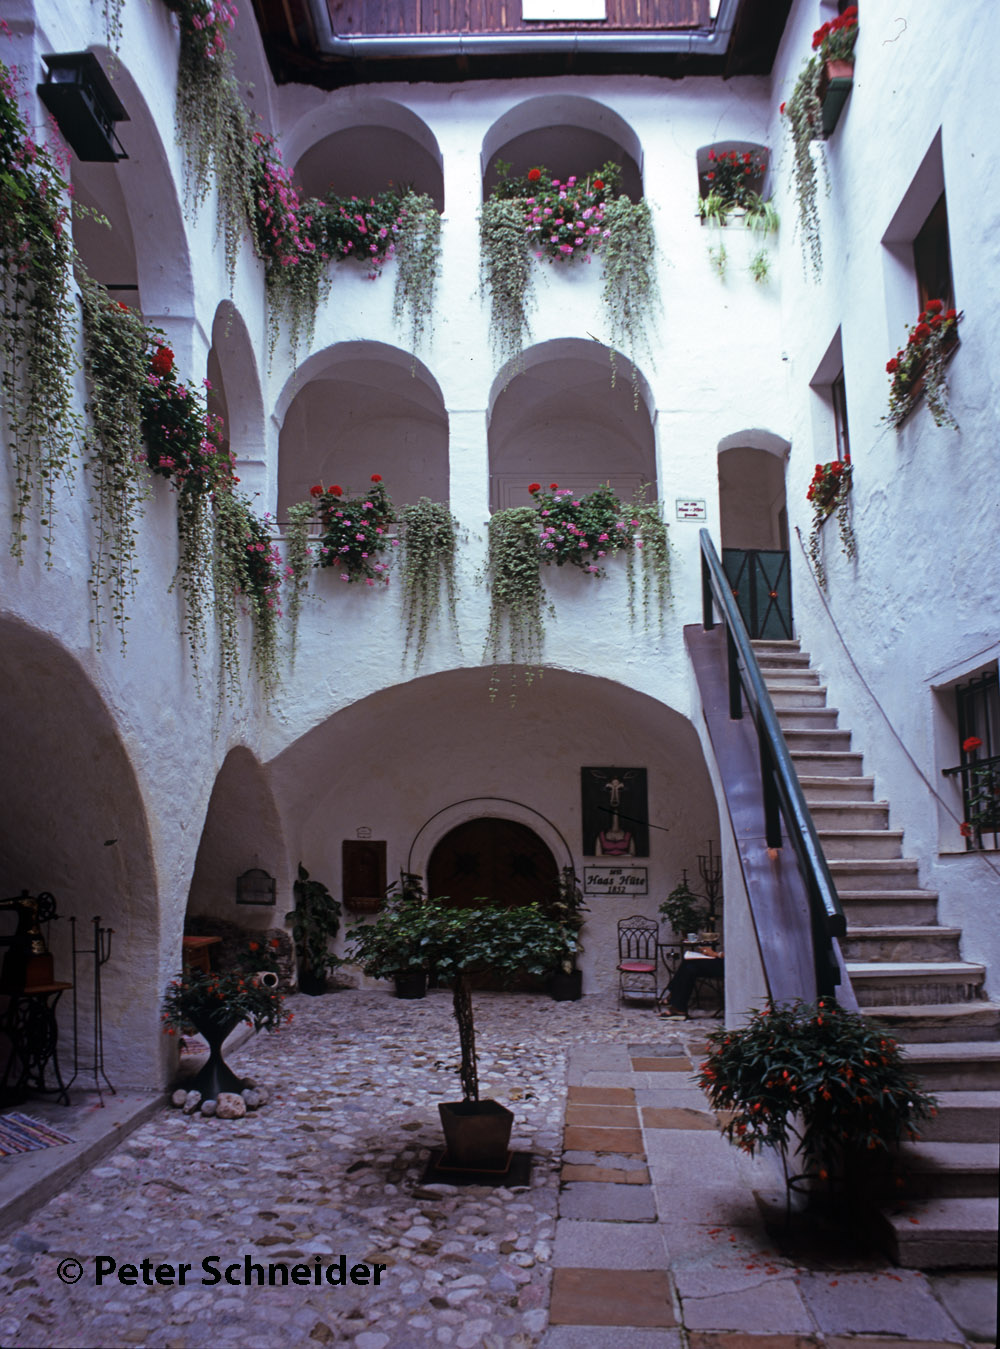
{"left": 427, "top": 818, "right": 559, "bottom": 910}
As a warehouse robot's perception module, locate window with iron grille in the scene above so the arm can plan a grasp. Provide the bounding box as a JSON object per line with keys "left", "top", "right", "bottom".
{"left": 944, "top": 667, "right": 1000, "bottom": 850}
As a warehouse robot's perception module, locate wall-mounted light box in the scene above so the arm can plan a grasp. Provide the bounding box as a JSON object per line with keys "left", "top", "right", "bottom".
{"left": 522, "top": 0, "right": 607, "bottom": 19}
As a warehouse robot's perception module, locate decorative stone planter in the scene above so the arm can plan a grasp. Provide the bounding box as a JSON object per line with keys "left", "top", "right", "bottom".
{"left": 818, "top": 59, "right": 854, "bottom": 135}
{"left": 438, "top": 1098, "right": 513, "bottom": 1171}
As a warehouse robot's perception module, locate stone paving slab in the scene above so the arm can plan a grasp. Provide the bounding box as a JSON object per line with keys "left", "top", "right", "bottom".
{"left": 679, "top": 1277, "right": 815, "bottom": 1333}
{"left": 558, "top": 1181, "right": 657, "bottom": 1222}
{"left": 794, "top": 1270, "right": 967, "bottom": 1341}
{"left": 927, "top": 1270, "right": 998, "bottom": 1342}
{"left": 549, "top": 1267, "right": 676, "bottom": 1326}
{"left": 687, "top": 1335, "right": 820, "bottom": 1349}
{"left": 560, "top": 1162, "right": 650, "bottom": 1184}
{"left": 564, "top": 1104, "right": 640, "bottom": 1127}
{"left": 553, "top": 1219, "right": 670, "bottom": 1270}
{"left": 563, "top": 1124, "right": 645, "bottom": 1154}
{"left": 642, "top": 1106, "right": 717, "bottom": 1130}
{"left": 561, "top": 1149, "right": 647, "bottom": 1171}
{"left": 566, "top": 1087, "right": 635, "bottom": 1106}
{"left": 541, "top": 1327, "right": 684, "bottom": 1348}
{"left": 631, "top": 1056, "right": 694, "bottom": 1072}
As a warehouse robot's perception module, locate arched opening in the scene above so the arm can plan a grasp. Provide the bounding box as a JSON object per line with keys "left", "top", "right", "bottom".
{"left": 428, "top": 818, "right": 559, "bottom": 910}
{"left": 288, "top": 100, "right": 444, "bottom": 211}
{"left": 207, "top": 303, "right": 267, "bottom": 503}
{"left": 717, "top": 431, "right": 792, "bottom": 639}
{"left": 276, "top": 341, "right": 449, "bottom": 516}
{"left": 0, "top": 617, "right": 160, "bottom": 1091}
{"left": 482, "top": 95, "right": 643, "bottom": 201}
{"left": 488, "top": 338, "right": 655, "bottom": 511}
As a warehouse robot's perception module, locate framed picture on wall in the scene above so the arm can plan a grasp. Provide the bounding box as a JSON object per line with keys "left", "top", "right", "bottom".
{"left": 581, "top": 767, "right": 649, "bottom": 858}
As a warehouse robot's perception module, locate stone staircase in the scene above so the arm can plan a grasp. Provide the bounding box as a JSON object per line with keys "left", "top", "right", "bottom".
{"left": 754, "top": 637, "right": 1000, "bottom": 1270}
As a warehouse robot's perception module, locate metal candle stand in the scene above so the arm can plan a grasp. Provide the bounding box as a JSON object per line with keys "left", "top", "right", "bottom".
{"left": 66, "top": 916, "right": 116, "bottom": 1103}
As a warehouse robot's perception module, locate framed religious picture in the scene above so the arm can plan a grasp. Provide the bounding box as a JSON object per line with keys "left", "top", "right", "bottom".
{"left": 581, "top": 767, "right": 649, "bottom": 858}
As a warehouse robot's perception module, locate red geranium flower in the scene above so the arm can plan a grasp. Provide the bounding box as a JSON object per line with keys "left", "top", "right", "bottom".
{"left": 528, "top": 483, "right": 541, "bottom": 494}
{"left": 959, "top": 822, "right": 973, "bottom": 838}
{"left": 151, "top": 346, "right": 174, "bottom": 377}
{"left": 779, "top": 101, "right": 786, "bottom": 115}
{"left": 924, "top": 298, "right": 944, "bottom": 315}
{"left": 330, "top": 485, "right": 343, "bottom": 496}
{"left": 371, "top": 473, "right": 382, "bottom": 482}
{"left": 593, "top": 178, "right": 604, "bottom": 190}
{"left": 886, "top": 357, "right": 899, "bottom": 374}
{"left": 309, "top": 484, "right": 324, "bottom": 497}
{"left": 549, "top": 482, "right": 559, "bottom": 491}
{"left": 963, "top": 736, "right": 983, "bottom": 753}
{"left": 945, "top": 308, "right": 957, "bottom": 321}
{"left": 527, "top": 167, "right": 542, "bottom": 182}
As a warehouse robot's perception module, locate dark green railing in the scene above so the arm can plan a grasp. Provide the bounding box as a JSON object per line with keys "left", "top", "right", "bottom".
{"left": 701, "top": 529, "right": 846, "bottom": 997}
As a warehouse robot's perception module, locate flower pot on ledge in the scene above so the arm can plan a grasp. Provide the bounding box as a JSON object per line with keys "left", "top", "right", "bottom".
{"left": 818, "top": 59, "right": 854, "bottom": 136}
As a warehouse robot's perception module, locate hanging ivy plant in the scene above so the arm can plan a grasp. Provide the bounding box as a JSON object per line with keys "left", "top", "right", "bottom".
{"left": 164, "top": 0, "right": 255, "bottom": 284}
{"left": 399, "top": 497, "right": 461, "bottom": 669}
{"left": 626, "top": 488, "right": 673, "bottom": 630}
{"left": 284, "top": 499, "right": 316, "bottom": 660}
{"left": 78, "top": 275, "right": 152, "bottom": 651}
{"left": 0, "top": 60, "right": 80, "bottom": 563}
{"left": 479, "top": 162, "right": 657, "bottom": 386}
{"left": 212, "top": 491, "right": 283, "bottom": 698}
{"left": 806, "top": 459, "right": 856, "bottom": 590}
{"left": 484, "top": 506, "right": 547, "bottom": 703}
{"left": 392, "top": 191, "right": 441, "bottom": 354}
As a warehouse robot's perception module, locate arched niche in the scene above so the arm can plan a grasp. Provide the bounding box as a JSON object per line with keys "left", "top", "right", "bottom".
{"left": 70, "top": 45, "right": 193, "bottom": 318}
{"left": 482, "top": 95, "right": 643, "bottom": 201}
{"left": 0, "top": 616, "right": 160, "bottom": 1090}
{"left": 186, "top": 747, "right": 289, "bottom": 931}
{"left": 488, "top": 338, "right": 656, "bottom": 511}
{"left": 288, "top": 100, "right": 444, "bottom": 211}
{"left": 717, "top": 430, "right": 790, "bottom": 552}
{"left": 207, "top": 303, "right": 266, "bottom": 499}
{"left": 276, "top": 341, "right": 449, "bottom": 515}
{"left": 267, "top": 666, "right": 720, "bottom": 994}
{"left": 695, "top": 141, "right": 771, "bottom": 200}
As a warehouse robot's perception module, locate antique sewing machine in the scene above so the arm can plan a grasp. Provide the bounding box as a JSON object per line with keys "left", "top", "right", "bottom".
{"left": 0, "top": 891, "right": 72, "bottom": 1103}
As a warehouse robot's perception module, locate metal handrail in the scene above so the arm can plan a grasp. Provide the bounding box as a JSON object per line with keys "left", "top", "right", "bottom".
{"left": 700, "top": 529, "right": 846, "bottom": 996}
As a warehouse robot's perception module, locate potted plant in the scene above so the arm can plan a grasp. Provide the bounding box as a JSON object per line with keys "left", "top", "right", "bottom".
{"left": 347, "top": 882, "right": 434, "bottom": 999}
{"left": 285, "top": 863, "right": 342, "bottom": 995}
{"left": 349, "top": 897, "right": 570, "bottom": 1170}
{"left": 162, "top": 967, "right": 290, "bottom": 1098}
{"left": 545, "top": 866, "right": 588, "bottom": 1001}
{"left": 697, "top": 999, "right": 937, "bottom": 1224}
{"left": 698, "top": 148, "right": 779, "bottom": 283}
{"left": 806, "top": 459, "right": 857, "bottom": 589}
{"left": 780, "top": 6, "right": 859, "bottom": 277}
{"left": 884, "top": 301, "right": 962, "bottom": 430}
{"left": 313, "top": 475, "right": 398, "bottom": 585}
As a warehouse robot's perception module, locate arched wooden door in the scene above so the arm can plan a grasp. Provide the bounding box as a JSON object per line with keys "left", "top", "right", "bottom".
{"left": 427, "top": 818, "right": 559, "bottom": 911}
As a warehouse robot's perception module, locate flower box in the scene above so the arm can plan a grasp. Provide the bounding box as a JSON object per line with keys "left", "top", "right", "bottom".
{"left": 888, "top": 321, "right": 960, "bottom": 430}
{"left": 817, "top": 58, "right": 854, "bottom": 136}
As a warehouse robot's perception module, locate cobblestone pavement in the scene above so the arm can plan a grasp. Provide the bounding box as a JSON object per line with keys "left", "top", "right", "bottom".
{"left": 0, "top": 987, "right": 659, "bottom": 1348}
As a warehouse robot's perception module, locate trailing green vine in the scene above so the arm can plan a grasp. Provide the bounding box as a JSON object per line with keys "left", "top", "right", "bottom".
{"left": 484, "top": 506, "right": 547, "bottom": 703}
{"left": 392, "top": 191, "right": 441, "bottom": 354}
{"left": 479, "top": 195, "right": 534, "bottom": 370}
{"left": 79, "top": 276, "right": 152, "bottom": 651}
{"left": 600, "top": 195, "right": 658, "bottom": 401}
{"left": 0, "top": 60, "right": 80, "bottom": 562}
{"left": 625, "top": 487, "right": 673, "bottom": 629}
{"left": 212, "top": 491, "right": 284, "bottom": 699}
{"left": 284, "top": 499, "right": 316, "bottom": 660}
{"left": 399, "top": 497, "right": 460, "bottom": 669}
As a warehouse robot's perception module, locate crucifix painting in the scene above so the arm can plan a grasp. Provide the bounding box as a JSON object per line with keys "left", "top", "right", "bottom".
{"left": 581, "top": 767, "right": 649, "bottom": 858}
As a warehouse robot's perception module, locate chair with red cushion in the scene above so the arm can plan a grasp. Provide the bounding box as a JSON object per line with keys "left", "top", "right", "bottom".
{"left": 616, "top": 915, "right": 660, "bottom": 1006}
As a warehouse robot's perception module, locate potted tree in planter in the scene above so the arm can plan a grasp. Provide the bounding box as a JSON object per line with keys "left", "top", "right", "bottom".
{"left": 285, "top": 863, "right": 342, "bottom": 995}
{"left": 349, "top": 897, "right": 570, "bottom": 1170}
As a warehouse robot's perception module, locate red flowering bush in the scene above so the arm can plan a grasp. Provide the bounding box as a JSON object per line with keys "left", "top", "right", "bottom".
{"left": 806, "top": 461, "right": 855, "bottom": 590}
{"left": 529, "top": 482, "right": 636, "bottom": 575}
{"left": 885, "top": 301, "right": 961, "bottom": 429}
{"left": 701, "top": 148, "right": 767, "bottom": 213}
{"left": 522, "top": 164, "right": 618, "bottom": 263}
{"left": 162, "top": 968, "right": 290, "bottom": 1035}
{"left": 314, "top": 476, "right": 397, "bottom": 584}
{"left": 806, "top": 459, "right": 850, "bottom": 516}
{"left": 812, "top": 5, "right": 859, "bottom": 63}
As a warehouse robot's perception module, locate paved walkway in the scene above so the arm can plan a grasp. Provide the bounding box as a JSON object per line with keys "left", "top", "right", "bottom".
{"left": 0, "top": 988, "right": 994, "bottom": 1347}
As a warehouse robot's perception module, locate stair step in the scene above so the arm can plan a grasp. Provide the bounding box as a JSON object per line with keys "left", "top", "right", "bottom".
{"left": 847, "top": 961, "right": 986, "bottom": 1007}
{"left": 809, "top": 801, "right": 890, "bottom": 830}
{"left": 895, "top": 1141, "right": 999, "bottom": 1199}
{"left": 864, "top": 1002, "right": 1000, "bottom": 1043}
{"left": 769, "top": 686, "right": 829, "bottom": 708}
{"left": 838, "top": 891, "right": 941, "bottom": 925}
{"left": 829, "top": 858, "right": 921, "bottom": 891}
{"left": 902, "top": 1041, "right": 1000, "bottom": 1091}
{"left": 880, "top": 1197, "right": 999, "bottom": 1268}
{"left": 776, "top": 706, "right": 841, "bottom": 730}
{"left": 819, "top": 828, "right": 904, "bottom": 860}
{"left": 799, "top": 775, "right": 877, "bottom": 803}
{"left": 754, "top": 652, "right": 812, "bottom": 670}
{"left": 922, "top": 1091, "right": 1000, "bottom": 1143}
{"left": 843, "top": 926, "right": 963, "bottom": 963}
{"left": 791, "top": 750, "right": 865, "bottom": 777}
{"left": 783, "top": 727, "right": 853, "bottom": 752}
{"left": 762, "top": 669, "right": 822, "bottom": 688}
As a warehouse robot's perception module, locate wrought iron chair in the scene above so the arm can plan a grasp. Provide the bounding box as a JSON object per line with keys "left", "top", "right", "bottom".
{"left": 616, "top": 915, "right": 661, "bottom": 1006}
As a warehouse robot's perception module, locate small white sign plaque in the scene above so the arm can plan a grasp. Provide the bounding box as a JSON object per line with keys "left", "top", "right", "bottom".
{"left": 675, "top": 499, "right": 707, "bottom": 521}
{"left": 522, "top": 0, "right": 607, "bottom": 19}
{"left": 583, "top": 866, "right": 649, "bottom": 897}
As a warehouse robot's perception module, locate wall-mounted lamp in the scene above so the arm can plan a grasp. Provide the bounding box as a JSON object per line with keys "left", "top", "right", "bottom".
{"left": 236, "top": 868, "right": 276, "bottom": 907}
{"left": 37, "top": 52, "right": 129, "bottom": 162}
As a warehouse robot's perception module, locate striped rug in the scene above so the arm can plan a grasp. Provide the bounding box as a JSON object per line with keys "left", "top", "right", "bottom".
{"left": 0, "top": 1112, "right": 75, "bottom": 1156}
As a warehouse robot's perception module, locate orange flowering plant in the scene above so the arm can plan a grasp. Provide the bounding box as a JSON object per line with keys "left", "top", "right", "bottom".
{"left": 161, "top": 969, "right": 291, "bottom": 1036}
{"left": 697, "top": 1000, "right": 936, "bottom": 1200}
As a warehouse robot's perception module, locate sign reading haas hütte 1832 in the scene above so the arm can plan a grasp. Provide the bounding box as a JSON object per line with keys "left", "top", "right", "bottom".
{"left": 583, "top": 866, "right": 649, "bottom": 897}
